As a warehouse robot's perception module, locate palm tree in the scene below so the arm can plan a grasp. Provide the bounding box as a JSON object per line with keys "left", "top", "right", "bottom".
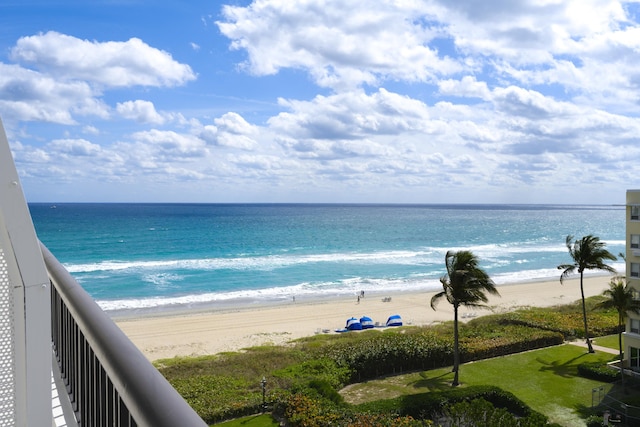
{"left": 595, "top": 276, "right": 640, "bottom": 384}
{"left": 557, "top": 234, "right": 617, "bottom": 353}
{"left": 431, "top": 250, "right": 499, "bottom": 386}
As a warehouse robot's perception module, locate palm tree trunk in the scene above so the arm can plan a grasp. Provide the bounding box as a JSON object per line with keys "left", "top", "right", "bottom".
{"left": 580, "top": 272, "right": 595, "bottom": 353}
{"left": 619, "top": 313, "right": 624, "bottom": 388}
{"left": 452, "top": 303, "right": 460, "bottom": 387}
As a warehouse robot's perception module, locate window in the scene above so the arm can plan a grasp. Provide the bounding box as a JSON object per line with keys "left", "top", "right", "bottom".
{"left": 632, "top": 319, "right": 640, "bottom": 334}
{"left": 633, "top": 235, "right": 640, "bottom": 249}
{"left": 632, "top": 347, "right": 640, "bottom": 372}
{"left": 633, "top": 206, "right": 640, "bottom": 221}
{"left": 632, "top": 263, "right": 640, "bottom": 278}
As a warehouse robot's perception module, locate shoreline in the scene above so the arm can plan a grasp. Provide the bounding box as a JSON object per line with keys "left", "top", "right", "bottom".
{"left": 106, "top": 272, "right": 609, "bottom": 321}
{"left": 115, "top": 274, "right": 617, "bottom": 362}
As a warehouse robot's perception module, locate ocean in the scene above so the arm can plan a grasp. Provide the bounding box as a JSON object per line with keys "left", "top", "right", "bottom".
{"left": 29, "top": 203, "right": 626, "bottom": 315}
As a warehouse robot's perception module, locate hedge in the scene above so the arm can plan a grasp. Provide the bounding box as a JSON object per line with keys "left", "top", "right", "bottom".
{"left": 577, "top": 362, "right": 620, "bottom": 382}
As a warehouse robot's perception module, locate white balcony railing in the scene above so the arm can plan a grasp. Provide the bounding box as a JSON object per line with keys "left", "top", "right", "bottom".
{"left": 0, "top": 117, "right": 207, "bottom": 426}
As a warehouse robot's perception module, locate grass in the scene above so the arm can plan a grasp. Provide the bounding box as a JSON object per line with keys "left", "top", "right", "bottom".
{"left": 592, "top": 334, "right": 622, "bottom": 352}
{"left": 214, "top": 414, "right": 279, "bottom": 427}
{"left": 341, "top": 343, "right": 617, "bottom": 426}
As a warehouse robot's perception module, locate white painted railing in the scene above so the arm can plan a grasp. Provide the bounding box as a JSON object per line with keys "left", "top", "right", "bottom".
{"left": 0, "top": 118, "right": 52, "bottom": 426}
{"left": 0, "top": 118, "right": 207, "bottom": 426}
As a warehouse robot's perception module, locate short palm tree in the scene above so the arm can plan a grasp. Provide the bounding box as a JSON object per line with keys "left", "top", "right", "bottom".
{"left": 431, "top": 250, "right": 499, "bottom": 387}
{"left": 596, "top": 276, "right": 640, "bottom": 384}
{"left": 557, "top": 234, "right": 617, "bottom": 353}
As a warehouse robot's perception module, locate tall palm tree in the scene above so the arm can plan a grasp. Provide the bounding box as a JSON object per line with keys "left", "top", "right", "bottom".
{"left": 595, "top": 276, "right": 640, "bottom": 384}
{"left": 431, "top": 250, "right": 499, "bottom": 387}
{"left": 557, "top": 234, "right": 617, "bottom": 353}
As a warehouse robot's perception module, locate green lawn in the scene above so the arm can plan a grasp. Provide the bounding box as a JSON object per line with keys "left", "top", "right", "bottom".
{"left": 592, "top": 334, "right": 621, "bottom": 352}
{"left": 342, "top": 343, "right": 617, "bottom": 426}
{"left": 214, "top": 414, "right": 279, "bottom": 427}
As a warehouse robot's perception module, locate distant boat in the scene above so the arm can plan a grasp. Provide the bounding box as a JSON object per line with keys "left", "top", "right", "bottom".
{"left": 50, "top": 205, "right": 57, "bottom": 209}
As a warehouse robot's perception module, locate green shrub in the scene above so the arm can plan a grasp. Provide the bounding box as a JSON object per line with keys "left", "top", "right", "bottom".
{"left": 356, "top": 385, "right": 544, "bottom": 421}
{"left": 586, "top": 415, "right": 604, "bottom": 427}
{"left": 308, "top": 379, "right": 345, "bottom": 405}
{"left": 439, "top": 398, "right": 550, "bottom": 426}
{"left": 277, "top": 391, "right": 428, "bottom": 426}
{"left": 272, "top": 357, "right": 351, "bottom": 389}
{"left": 158, "top": 297, "right": 619, "bottom": 424}
{"left": 577, "top": 362, "right": 619, "bottom": 382}
{"left": 169, "top": 375, "right": 261, "bottom": 423}
{"left": 321, "top": 330, "right": 454, "bottom": 382}
{"left": 320, "top": 323, "right": 563, "bottom": 382}
{"left": 460, "top": 325, "right": 564, "bottom": 362}
{"left": 495, "top": 301, "right": 619, "bottom": 339}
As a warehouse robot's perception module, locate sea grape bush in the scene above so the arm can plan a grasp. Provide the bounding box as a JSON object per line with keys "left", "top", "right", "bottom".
{"left": 321, "top": 331, "right": 453, "bottom": 381}
{"left": 460, "top": 324, "right": 564, "bottom": 361}
{"left": 319, "top": 326, "right": 562, "bottom": 382}
{"left": 498, "top": 306, "right": 619, "bottom": 338}
{"left": 438, "top": 398, "right": 554, "bottom": 426}
{"left": 272, "top": 357, "right": 351, "bottom": 390}
{"left": 281, "top": 392, "right": 431, "bottom": 426}
{"left": 169, "top": 375, "right": 261, "bottom": 423}
{"left": 354, "top": 385, "right": 552, "bottom": 426}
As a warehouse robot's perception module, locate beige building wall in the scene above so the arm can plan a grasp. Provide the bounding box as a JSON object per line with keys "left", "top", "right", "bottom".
{"left": 625, "top": 189, "right": 640, "bottom": 370}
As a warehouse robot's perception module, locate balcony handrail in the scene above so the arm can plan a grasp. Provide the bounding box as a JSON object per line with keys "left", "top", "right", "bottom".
{"left": 43, "top": 242, "right": 207, "bottom": 427}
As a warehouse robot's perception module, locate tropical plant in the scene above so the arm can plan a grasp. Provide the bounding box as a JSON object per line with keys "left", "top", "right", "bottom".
{"left": 595, "top": 276, "right": 640, "bottom": 384}
{"left": 557, "top": 234, "right": 617, "bottom": 353}
{"left": 431, "top": 250, "right": 499, "bottom": 386}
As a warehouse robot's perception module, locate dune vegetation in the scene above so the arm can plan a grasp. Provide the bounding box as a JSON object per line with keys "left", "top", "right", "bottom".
{"left": 156, "top": 296, "right": 629, "bottom": 426}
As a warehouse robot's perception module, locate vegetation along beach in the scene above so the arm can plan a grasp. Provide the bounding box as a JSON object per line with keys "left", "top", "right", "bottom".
{"left": 31, "top": 202, "right": 632, "bottom": 425}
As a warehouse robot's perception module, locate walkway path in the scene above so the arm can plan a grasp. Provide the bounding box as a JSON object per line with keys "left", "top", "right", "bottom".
{"left": 567, "top": 339, "right": 619, "bottom": 355}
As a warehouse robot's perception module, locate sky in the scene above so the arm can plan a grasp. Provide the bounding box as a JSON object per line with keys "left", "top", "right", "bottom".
{"left": 2, "top": 0, "right": 640, "bottom": 204}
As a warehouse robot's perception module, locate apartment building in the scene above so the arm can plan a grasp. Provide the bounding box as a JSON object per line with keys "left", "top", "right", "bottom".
{"left": 626, "top": 189, "right": 640, "bottom": 372}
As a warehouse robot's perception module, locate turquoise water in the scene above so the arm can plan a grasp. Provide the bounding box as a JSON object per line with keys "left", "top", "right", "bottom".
{"left": 29, "top": 203, "right": 626, "bottom": 313}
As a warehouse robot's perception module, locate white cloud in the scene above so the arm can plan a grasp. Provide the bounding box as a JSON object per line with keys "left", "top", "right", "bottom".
{"left": 214, "top": 112, "right": 257, "bottom": 135}
{"left": 0, "top": 63, "right": 107, "bottom": 123}
{"left": 82, "top": 125, "right": 100, "bottom": 135}
{"left": 491, "top": 86, "right": 577, "bottom": 119}
{"left": 10, "top": 31, "right": 196, "bottom": 88}
{"left": 117, "top": 100, "right": 166, "bottom": 125}
{"left": 270, "top": 89, "right": 431, "bottom": 141}
{"left": 218, "top": 0, "right": 640, "bottom": 111}
{"left": 198, "top": 112, "right": 258, "bottom": 150}
{"left": 130, "top": 129, "right": 208, "bottom": 159}
{"left": 48, "top": 138, "right": 102, "bottom": 156}
{"left": 438, "top": 76, "right": 490, "bottom": 100}
{"left": 218, "top": 1, "right": 461, "bottom": 89}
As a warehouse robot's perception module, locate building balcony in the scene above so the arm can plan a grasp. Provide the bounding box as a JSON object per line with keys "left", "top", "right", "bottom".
{"left": 0, "top": 118, "right": 207, "bottom": 426}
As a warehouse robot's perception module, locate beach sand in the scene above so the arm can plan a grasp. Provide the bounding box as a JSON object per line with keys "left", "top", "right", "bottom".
{"left": 115, "top": 275, "right": 615, "bottom": 361}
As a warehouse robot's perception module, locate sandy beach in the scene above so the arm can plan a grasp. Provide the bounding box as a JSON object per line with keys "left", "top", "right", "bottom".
{"left": 115, "top": 275, "right": 616, "bottom": 361}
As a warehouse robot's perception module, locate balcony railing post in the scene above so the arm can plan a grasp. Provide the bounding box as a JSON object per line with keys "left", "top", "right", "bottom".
{"left": 44, "top": 243, "right": 208, "bottom": 427}
{"left": 0, "top": 117, "right": 52, "bottom": 426}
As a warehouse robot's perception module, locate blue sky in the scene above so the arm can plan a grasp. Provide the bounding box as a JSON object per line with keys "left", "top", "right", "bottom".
{"left": 2, "top": 0, "right": 640, "bottom": 204}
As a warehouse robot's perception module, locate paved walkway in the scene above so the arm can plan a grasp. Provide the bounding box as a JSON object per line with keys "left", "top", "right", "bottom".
{"left": 567, "top": 339, "right": 619, "bottom": 355}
